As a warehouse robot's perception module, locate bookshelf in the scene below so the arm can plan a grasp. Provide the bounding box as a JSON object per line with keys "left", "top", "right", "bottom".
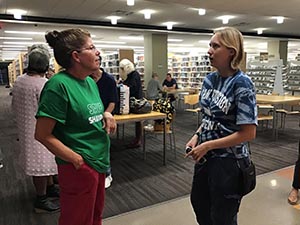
{"left": 168, "top": 54, "right": 211, "bottom": 91}
{"left": 247, "top": 59, "right": 284, "bottom": 95}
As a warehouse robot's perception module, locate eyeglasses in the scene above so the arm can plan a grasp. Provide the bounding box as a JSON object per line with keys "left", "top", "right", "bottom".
{"left": 77, "top": 45, "right": 97, "bottom": 53}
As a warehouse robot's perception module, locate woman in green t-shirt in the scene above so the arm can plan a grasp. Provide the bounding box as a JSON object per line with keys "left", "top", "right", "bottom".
{"left": 35, "top": 28, "right": 116, "bottom": 225}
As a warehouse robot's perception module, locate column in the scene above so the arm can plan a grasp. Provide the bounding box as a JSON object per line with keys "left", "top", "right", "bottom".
{"left": 268, "top": 40, "right": 288, "bottom": 65}
{"left": 143, "top": 33, "right": 168, "bottom": 87}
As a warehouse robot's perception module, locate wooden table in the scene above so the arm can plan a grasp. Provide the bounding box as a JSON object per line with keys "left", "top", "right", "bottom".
{"left": 163, "top": 88, "right": 197, "bottom": 94}
{"left": 163, "top": 88, "right": 198, "bottom": 108}
{"left": 114, "top": 111, "right": 168, "bottom": 165}
{"left": 256, "top": 94, "right": 300, "bottom": 139}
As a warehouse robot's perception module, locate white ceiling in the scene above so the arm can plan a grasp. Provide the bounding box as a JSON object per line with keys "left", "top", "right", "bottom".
{"left": 1, "top": 0, "right": 300, "bottom": 61}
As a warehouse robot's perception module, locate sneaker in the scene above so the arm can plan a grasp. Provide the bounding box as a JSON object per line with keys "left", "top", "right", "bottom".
{"left": 46, "top": 184, "right": 60, "bottom": 199}
{"left": 34, "top": 196, "right": 60, "bottom": 214}
{"left": 105, "top": 175, "right": 113, "bottom": 189}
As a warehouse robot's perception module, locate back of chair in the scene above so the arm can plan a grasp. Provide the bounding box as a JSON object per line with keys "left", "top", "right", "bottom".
{"left": 184, "top": 94, "right": 199, "bottom": 107}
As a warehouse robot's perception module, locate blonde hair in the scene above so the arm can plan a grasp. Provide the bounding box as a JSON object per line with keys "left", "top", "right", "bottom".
{"left": 214, "top": 27, "right": 244, "bottom": 70}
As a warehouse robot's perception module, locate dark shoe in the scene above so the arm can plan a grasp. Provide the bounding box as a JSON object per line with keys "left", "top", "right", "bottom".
{"left": 46, "top": 184, "right": 60, "bottom": 199}
{"left": 34, "top": 196, "right": 60, "bottom": 214}
{"left": 126, "top": 140, "right": 141, "bottom": 148}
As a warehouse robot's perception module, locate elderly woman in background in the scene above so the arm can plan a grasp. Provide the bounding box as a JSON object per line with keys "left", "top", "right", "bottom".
{"left": 35, "top": 28, "right": 116, "bottom": 225}
{"left": 12, "top": 44, "right": 60, "bottom": 213}
{"left": 119, "top": 58, "right": 143, "bottom": 148}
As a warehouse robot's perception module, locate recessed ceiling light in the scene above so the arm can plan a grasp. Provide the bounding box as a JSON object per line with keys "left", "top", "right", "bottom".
{"left": 106, "top": 16, "right": 121, "bottom": 25}
{"left": 5, "top": 30, "right": 45, "bottom": 35}
{"left": 198, "top": 40, "right": 210, "bottom": 44}
{"left": 140, "top": 9, "right": 155, "bottom": 20}
{"left": 119, "top": 36, "right": 144, "bottom": 41}
{"left": 93, "top": 40, "right": 126, "bottom": 44}
{"left": 272, "top": 16, "right": 285, "bottom": 24}
{"left": 95, "top": 44, "right": 143, "bottom": 49}
{"left": 198, "top": 8, "right": 206, "bottom": 16}
{"left": 4, "top": 41, "right": 43, "bottom": 45}
{"left": 163, "top": 22, "right": 177, "bottom": 30}
{"left": 7, "top": 9, "right": 27, "bottom": 19}
{"left": 168, "top": 43, "right": 194, "bottom": 47}
{"left": 217, "top": 15, "right": 235, "bottom": 24}
{"left": 0, "top": 45, "right": 27, "bottom": 48}
{"left": 168, "top": 39, "right": 183, "bottom": 42}
{"left": 2, "top": 48, "right": 27, "bottom": 51}
{"left": 254, "top": 28, "right": 267, "bottom": 35}
{"left": 0, "top": 37, "right": 32, "bottom": 40}
{"left": 127, "top": 0, "right": 134, "bottom": 6}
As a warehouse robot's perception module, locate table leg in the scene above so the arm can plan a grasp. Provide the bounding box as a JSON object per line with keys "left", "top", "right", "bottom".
{"left": 272, "top": 105, "right": 278, "bottom": 140}
{"left": 163, "top": 118, "right": 166, "bottom": 165}
{"left": 142, "top": 121, "right": 146, "bottom": 160}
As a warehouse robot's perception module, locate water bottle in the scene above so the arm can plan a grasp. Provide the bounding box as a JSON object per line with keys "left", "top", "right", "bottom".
{"left": 0, "top": 148, "right": 3, "bottom": 169}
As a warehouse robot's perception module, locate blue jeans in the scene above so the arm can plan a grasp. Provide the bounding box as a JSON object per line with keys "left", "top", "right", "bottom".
{"left": 190, "top": 157, "right": 242, "bottom": 225}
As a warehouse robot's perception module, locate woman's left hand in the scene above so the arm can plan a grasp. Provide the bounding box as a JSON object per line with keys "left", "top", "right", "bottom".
{"left": 103, "top": 112, "right": 117, "bottom": 134}
{"left": 185, "top": 142, "right": 210, "bottom": 162}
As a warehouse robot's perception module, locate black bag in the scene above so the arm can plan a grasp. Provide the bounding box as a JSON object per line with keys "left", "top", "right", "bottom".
{"left": 238, "top": 159, "right": 256, "bottom": 196}
{"left": 129, "top": 97, "right": 152, "bottom": 114}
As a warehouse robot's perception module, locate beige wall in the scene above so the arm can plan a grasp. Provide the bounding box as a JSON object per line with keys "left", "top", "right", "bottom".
{"left": 144, "top": 33, "right": 168, "bottom": 88}
{"left": 268, "top": 40, "right": 288, "bottom": 65}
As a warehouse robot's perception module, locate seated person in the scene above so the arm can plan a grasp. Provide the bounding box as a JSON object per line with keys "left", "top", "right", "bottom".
{"left": 162, "top": 73, "right": 177, "bottom": 101}
{"left": 146, "top": 72, "right": 162, "bottom": 100}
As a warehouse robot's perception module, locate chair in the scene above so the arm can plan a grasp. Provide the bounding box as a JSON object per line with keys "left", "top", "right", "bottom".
{"left": 176, "top": 92, "right": 190, "bottom": 109}
{"left": 183, "top": 94, "right": 201, "bottom": 126}
{"left": 257, "top": 104, "right": 274, "bottom": 129}
{"left": 276, "top": 108, "right": 300, "bottom": 129}
{"left": 275, "top": 100, "right": 300, "bottom": 130}
{"left": 143, "top": 112, "right": 176, "bottom": 160}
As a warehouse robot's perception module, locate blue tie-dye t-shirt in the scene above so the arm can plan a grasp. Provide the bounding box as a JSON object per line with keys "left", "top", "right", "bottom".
{"left": 199, "top": 70, "right": 257, "bottom": 158}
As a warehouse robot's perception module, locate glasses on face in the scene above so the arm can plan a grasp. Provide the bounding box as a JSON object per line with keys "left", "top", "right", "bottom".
{"left": 77, "top": 45, "right": 97, "bottom": 53}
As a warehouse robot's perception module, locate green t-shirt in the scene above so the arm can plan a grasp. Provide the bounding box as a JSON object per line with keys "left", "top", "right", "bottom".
{"left": 36, "top": 71, "right": 110, "bottom": 173}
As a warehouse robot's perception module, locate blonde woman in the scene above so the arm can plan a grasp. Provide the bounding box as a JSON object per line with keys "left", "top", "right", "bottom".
{"left": 185, "top": 27, "right": 257, "bottom": 225}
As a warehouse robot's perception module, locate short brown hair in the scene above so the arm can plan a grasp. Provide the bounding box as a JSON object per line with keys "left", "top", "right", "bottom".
{"left": 45, "top": 28, "right": 90, "bottom": 69}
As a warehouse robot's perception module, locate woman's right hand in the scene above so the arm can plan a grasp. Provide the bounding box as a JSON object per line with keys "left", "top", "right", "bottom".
{"left": 185, "top": 134, "right": 198, "bottom": 156}
{"left": 71, "top": 153, "right": 84, "bottom": 170}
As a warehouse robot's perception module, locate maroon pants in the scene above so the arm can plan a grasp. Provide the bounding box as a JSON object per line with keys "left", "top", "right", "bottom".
{"left": 58, "top": 163, "right": 105, "bottom": 225}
